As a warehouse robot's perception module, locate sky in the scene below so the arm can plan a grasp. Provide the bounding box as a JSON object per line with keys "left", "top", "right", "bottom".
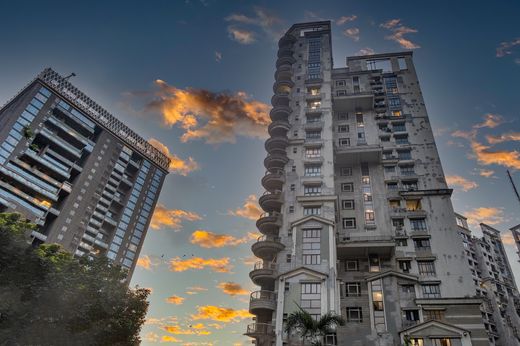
{"left": 1, "top": 1, "right": 520, "bottom": 345}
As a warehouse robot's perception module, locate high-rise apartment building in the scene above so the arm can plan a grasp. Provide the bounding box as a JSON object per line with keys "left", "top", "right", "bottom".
{"left": 247, "top": 21, "right": 488, "bottom": 346}
{"left": 456, "top": 214, "right": 520, "bottom": 345}
{"left": 511, "top": 224, "right": 520, "bottom": 263}
{"left": 0, "top": 68, "right": 169, "bottom": 278}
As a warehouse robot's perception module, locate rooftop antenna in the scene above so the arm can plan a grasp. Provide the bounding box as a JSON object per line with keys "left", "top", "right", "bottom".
{"left": 507, "top": 170, "right": 520, "bottom": 208}
{"left": 64, "top": 72, "right": 76, "bottom": 81}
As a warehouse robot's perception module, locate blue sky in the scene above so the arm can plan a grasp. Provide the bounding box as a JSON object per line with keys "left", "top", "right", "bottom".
{"left": 1, "top": 1, "right": 519, "bottom": 344}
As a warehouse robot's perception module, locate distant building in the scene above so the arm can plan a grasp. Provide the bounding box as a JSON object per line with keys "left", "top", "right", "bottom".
{"left": 511, "top": 224, "right": 520, "bottom": 263}
{"left": 456, "top": 213, "right": 520, "bottom": 345}
{"left": 0, "top": 68, "right": 169, "bottom": 279}
{"left": 247, "top": 21, "right": 487, "bottom": 346}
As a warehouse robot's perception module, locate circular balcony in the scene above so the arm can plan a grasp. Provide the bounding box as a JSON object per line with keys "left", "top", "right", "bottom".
{"left": 270, "top": 106, "right": 291, "bottom": 122}
{"left": 251, "top": 235, "right": 284, "bottom": 260}
{"left": 276, "top": 56, "right": 296, "bottom": 69}
{"left": 271, "top": 93, "right": 290, "bottom": 107}
{"left": 249, "top": 261, "right": 277, "bottom": 286}
{"left": 264, "top": 153, "right": 288, "bottom": 170}
{"left": 249, "top": 290, "right": 277, "bottom": 315}
{"left": 273, "top": 80, "right": 294, "bottom": 94}
{"left": 245, "top": 323, "right": 275, "bottom": 338}
{"left": 265, "top": 136, "right": 288, "bottom": 153}
{"left": 256, "top": 211, "right": 282, "bottom": 236}
{"left": 261, "top": 169, "right": 285, "bottom": 191}
{"left": 268, "top": 120, "right": 290, "bottom": 137}
{"left": 274, "top": 68, "right": 292, "bottom": 83}
{"left": 259, "top": 190, "right": 282, "bottom": 212}
{"left": 278, "top": 34, "right": 296, "bottom": 48}
{"left": 277, "top": 47, "right": 294, "bottom": 59}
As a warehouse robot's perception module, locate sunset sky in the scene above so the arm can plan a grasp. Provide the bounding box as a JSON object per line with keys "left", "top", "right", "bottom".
{"left": 1, "top": 1, "right": 520, "bottom": 345}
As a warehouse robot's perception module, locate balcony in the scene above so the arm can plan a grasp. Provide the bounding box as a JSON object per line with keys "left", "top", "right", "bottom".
{"left": 271, "top": 93, "right": 290, "bottom": 107}
{"left": 249, "top": 290, "right": 276, "bottom": 314}
{"left": 268, "top": 120, "right": 290, "bottom": 137}
{"left": 273, "top": 79, "right": 294, "bottom": 94}
{"left": 264, "top": 153, "right": 288, "bottom": 170}
{"left": 259, "top": 190, "right": 283, "bottom": 212}
{"left": 261, "top": 170, "right": 285, "bottom": 191}
{"left": 245, "top": 323, "right": 275, "bottom": 338}
{"left": 23, "top": 149, "right": 70, "bottom": 179}
{"left": 38, "top": 127, "right": 82, "bottom": 159}
{"left": 250, "top": 261, "right": 277, "bottom": 286}
{"left": 46, "top": 115, "right": 94, "bottom": 149}
{"left": 410, "top": 229, "right": 429, "bottom": 237}
{"left": 333, "top": 91, "right": 374, "bottom": 112}
{"left": 251, "top": 235, "right": 284, "bottom": 259}
{"left": 305, "top": 107, "right": 324, "bottom": 114}
{"left": 270, "top": 105, "right": 291, "bottom": 122}
{"left": 274, "top": 68, "right": 292, "bottom": 83}
{"left": 277, "top": 47, "right": 293, "bottom": 59}
{"left": 265, "top": 136, "right": 289, "bottom": 153}
{"left": 256, "top": 211, "right": 282, "bottom": 236}
{"left": 278, "top": 34, "right": 296, "bottom": 48}
{"left": 335, "top": 144, "right": 381, "bottom": 164}
{"left": 337, "top": 234, "right": 395, "bottom": 258}
{"left": 415, "top": 248, "right": 433, "bottom": 258}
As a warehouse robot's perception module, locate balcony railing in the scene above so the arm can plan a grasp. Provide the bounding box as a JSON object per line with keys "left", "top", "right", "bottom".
{"left": 245, "top": 323, "right": 274, "bottom": 335}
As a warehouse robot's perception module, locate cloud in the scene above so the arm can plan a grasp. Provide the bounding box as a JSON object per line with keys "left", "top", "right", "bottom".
{"left": 471, "top": 140, "right": 520, "bottom": 170}
{"left": 161, "top": 335, "right": 182, "bottom": 343}
{"left": 228, "top": 194, "right": 262, "bottom": 220}
{"left": 136, "top": 255, "right": 161, "bottom": 270}
{"left": 166, "top": 295, "right": 185, "bottom": 305}
{"left": 343, "top": 27, "right": 360, "bottom": 41}
{"left": 464, "top": 207, "right": 504, "bottom": 226}
{"left": 473, "top": 113, "right": 504, "bottom": 129}
{"left": 217, "top": 282, "right": 250, "bottom": 296}
{"left": 215, "top": 51, "right": 222, "bottom": 62}
{"left": 336, "top": 15, "right": 357, "bottom": 25}
{"left": 150, "top": 204, "right": 202, "bottom": 231}
{"left": 478, "top": 169, "right": 495, "bottom": 178}
{"left": 169, "top": 257, "right": 233, "bottom": 273}
{"left": 380, "top": 19, "right": 420, "bottom": 49}
{"left": 147, "top": 80, "right": 270, "bottom": 144}
{"left": 445, "top": 175, "right": 478, "bottom": 192}
{"left": 356, "top": 47, "right": 375, "bottom": 56}
{"left": 241, "top": 255, "right": 259, "bottom": 266}
{"left": 496, "top": 38, "right": 520, "bottom": 57}
{"left": 191, "top": 306, "right": 253, "bottom": 322}
{"left": 225, "top": 7, "right": 283, "bottom": 43}
{"left": 486, "top": 132, "right": 520, "bottom": 144}
{"left": 143, "top": 332, "right": 160, "bottom": 342}
{"left": 190, "top": 230, "right": 256, "bottom": 248}
{"left": 163, "top": 325, "right": 211, "bottom": 335}
{"left": 186, "top": 286, "right": 208, "bottom": 295}
{"left": 148, "top": 138, "right": 199, "bottom": 175}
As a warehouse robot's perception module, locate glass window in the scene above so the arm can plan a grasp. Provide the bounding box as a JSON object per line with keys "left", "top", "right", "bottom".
{"left": 417, "top": 261, "right": 436, "bottom": 276}
{"left": 342, "top": 183, "right": 354, "bottom": 192}
{"left": 339, "top": 138, "right": 350, "bottom": 147}
{"left": 410, "top": 218, "right": 427, "bottom": 231}
{"left": 345, "top": 260, "right": 358, "bottom": 271}
{"left": 343, "top": 218, "right": 356, "bottom": 229}
{"left": 414, "top": 238, "right": 431, "bottom": 250}
{"left": 346, "top": 283, "right": 361, "bottom": 297}
{"left": 305, "top": 147, "right": 321, "bottom": 158}
{"left": 422, "top": 284, "right": 441, "bottom": 298}
{"left": 304, "top": 185, "right": 321, "bottom": 196}
{"left": 342, "top": 200, "right": 354, "bottom": 210}
{"left": 340, "top": 167, "right": 352, "bottom": 176}
{"left": 303, "top": 206, "right": 321, "bottom": 216}
{"left": 346, "top": 307, "right": 362, "bottom": 322}
{"left": 304, "top": 165, "right": 321, "bottom": 176}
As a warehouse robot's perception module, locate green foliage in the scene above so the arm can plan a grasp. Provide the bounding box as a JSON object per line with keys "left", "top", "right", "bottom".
{"left": 284, "top": 305, "right": 345, "bottom": 346}
{"left": 23, "top": 126, "right": 34, "bottom": 139}
{"left": 0, "top": 212, "right": 150, "bottom": 345}
{"left": 30, "top": 143, "right": 40, "bottom": 152}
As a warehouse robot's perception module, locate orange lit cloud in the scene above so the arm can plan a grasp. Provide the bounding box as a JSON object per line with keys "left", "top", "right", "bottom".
{"left": 165, "top": 295, "right": 185, "bottom": 305}
{"left": 169, "top": 257, "right": 232, "bottom": 273}
{"left": 150, "top": 204, "right": 202, "bottom": 231}
{"left": 190, "top": 230, "right": 257, "bottom": 248}
{"left": 478, "top": 169, "right": 495, "bottom": 178}
{"left": 191, "top": 305, "right": 253, "bottom": 322}
{"left": 228, "top": 194, "right": 262, "bottom": 220}
{"left": 471, "top": 140, "right": 520, "bottom": 170}
{"left": 227, "top": 26, "right": 256, "bottom": 44}
{"left": 486, "top": 132, "right": 520, "bottom": 144}
{"left": 163, "top": 325, "right": 211, "bottom": 335}
{"left": 356, "top": 47, "right": 375, "bottom": 56}
{"left": 136, "top": 255, "right": 161, "bottom": 270}
{"left": 217, "top": 282, "right": 250, "bottom": 296}
{"left": 445, "top": 175, "right": 478, "bottom": 192}
{"left": 161, "top": 335, "right": 182, "bottom": 343}
{"left": 380, "top": 19, "right": 420, "bottom": 49}
{"left": 185, "top": 286, "right": 208, "bottom": 295}
{"left": 473, "top": 113, "right": 504, "bottom": 129}
{"left": 143, "top": 332, "right": 160, "bottom": 342}
{"left": 336, "top": 15, "right": 357, "bottom": 25}
{"left": 343, "top": 27, "right": 360, "bottom": 41}
{"left": 148, "top": 138, "right": 199, "bottom": 175}
{"left": 146, "top": 80, "right": 270, "bottom": 144}
{"left": 241, "top": 255, "right": 259, "bottom": 266}
{"left": 464, "top": 207, "right": 504, "bottom": 226}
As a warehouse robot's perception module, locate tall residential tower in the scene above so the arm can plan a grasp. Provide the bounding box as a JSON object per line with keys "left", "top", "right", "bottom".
{"left": 0, "top": 69, "right": 169, "bottom": 278}
{"left": 247, "top": 21, "right": 487, "bottom": 346}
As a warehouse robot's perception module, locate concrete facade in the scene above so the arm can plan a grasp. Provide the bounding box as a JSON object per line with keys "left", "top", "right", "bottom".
{"left": 247, "top": 21, "right": 488, "bottom": 346}
{"left": 0, "top": 69, "right": 169, "bottom": 279}
{"left": 456, "top": 214, "right": 520, "bottom": 345}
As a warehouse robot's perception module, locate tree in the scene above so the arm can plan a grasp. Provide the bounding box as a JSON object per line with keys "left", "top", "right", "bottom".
{"left": 284, "top": 305, "right": 345, "bottom": 346}
{"left": 0, "top": 212, "right": 150, "bottom": 345}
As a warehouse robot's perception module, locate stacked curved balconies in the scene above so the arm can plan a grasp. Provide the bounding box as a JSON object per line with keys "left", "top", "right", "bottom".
{"left": 247, "top": 32, "right": 295, "bottom": 344}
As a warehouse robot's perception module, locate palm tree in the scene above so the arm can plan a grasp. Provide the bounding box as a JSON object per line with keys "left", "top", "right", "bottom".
{"left": 284, "top": 306, "right": 345, "bottom": 346}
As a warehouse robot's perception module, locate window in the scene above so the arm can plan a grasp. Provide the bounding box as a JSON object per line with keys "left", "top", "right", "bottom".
{"left": 401, "top": 284, "right": 415, "bottom": 294}
{"left": 431, "top": 339, "right": 452, "bottom": 346}
{"left": 398, "top": 150, "right": 412, "bottom": 160}
{"left": 389, "top": 200, "right": 401, "bottom": 209}
{"left": 398, "top": 57, "right": 407, "bottom": 70}
{"left": 402, "top": 181, "right": 418, "bottom": 191}
{"left": 304, "top": 185, "right": 321, "bottom": 196}
{"left": 393, "top": 218, "right": 404, "bottom": 228}
{"left": 414, "top": 238, "right": 431, "bottom": 250}
{"left": 365, "top": 210, "right": 375, "bottom": 224}
{"left": 372, "top": 290, "right": 383, "bottom": 310}
{"left": 342, "top": 200, "right": 354, "bottom": 210}
{"left": 305, "top": 147, "right": 321, "bottom": 158}
{"left": 293, "top": 147, "right": 297, "bottom": 154}
{"left": 308, "top": 87, "right": 320, "bottom": 95}
{"left": 417, "top": 261, "right": 436, "bottom": 276}
{"left": 290, "top": 184, "right": 295, "bottom": 191}
{"left": 301, "top": 282, "right": 321, "bottom": 309}
{"left": 307, "top": 114, "right": 321, "bottom": 123}
{"left": 286, "top": 254, "right": 292, "bottom": 263}
{"left": 342, "top": 183, "right": 354, "bottom": 192}
{"left": 410, "top": 218, "right": 427, "bottom": 231}
{"left": 338, "top": 125, "right": 349, "bottom": 133}
{"left": 410, "top": 339, "right": 424, "bottom": 346}
{"left": 340, "top": 167, "right": 352, "bottom": 176}
{"left": 339, "top": 138, "right": 350, "bottom": 147}
{"left": 306, "top": 130, "right": 321, "bottom": 139}
{"left": 303, "top": 254, "right": 321, "bottom": 264}
{"left": 346, "top": 283, "right": 361, "bottom": 297}
{"left": 336, "top": 90, "right": 347, "bottom": 96}
{"left": 337, "top": 112, "right": 348, "bottom": 120}
{"left": 395, "top": 135, "right": 409, "bottom": 145}
{"left": 422, "top": 284, "right": 441, "bottom": 298}
{"left": 388, "top": 96, "right": 401, "bottom": 108}
{"left": 304, "top": 165, "right": 321, "bottom": 176}
{"left": 404, "top": 309, "right": 420, "bottom": 321}
{"left": 367, "top": 59, "right": 392, "bottom": 72}
{"left": 346, "top": 307, "right": 362, "bottom": 322}
{"left": 387, "top": 182, "right": 398, "bottom": 190}
{"left": 336, "top": 80, "right": 346, "bottom": 87}
{"left": 343, "top": 218, "right": 356, "bottom": 229}
{"left": 384, "top": 166, "right": 395, "bottom": 173}
{"left": 400, "top": 166, "right": 415, "bottom": 176}
{"left": 393, "top": 123, "right": 406, "bottom": 132}
{"left": 308, "top": 101, "right": 321, "bottom": 109}
{"left": 396, "top": 239, "right": 407, "bottom": 246}
{"left": 303, "top": 206, "right": 321, "bottom": 215}
{"left": 369, "top": 256, "right": 380, "bottom": 272}
{"left": 424, "top": 310, "right": 445, "bottom": 321}
{"left": 406, "top": 199, "right": 422, "bottom": 211}
{"left": 345, "top": 260, "right": 358, "bottom": 271}
{"left": 399, "top": 260, "right": 411, "bottom": 273}
{"left": 289, "top": 206, "right": 294, "bottom": 213}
